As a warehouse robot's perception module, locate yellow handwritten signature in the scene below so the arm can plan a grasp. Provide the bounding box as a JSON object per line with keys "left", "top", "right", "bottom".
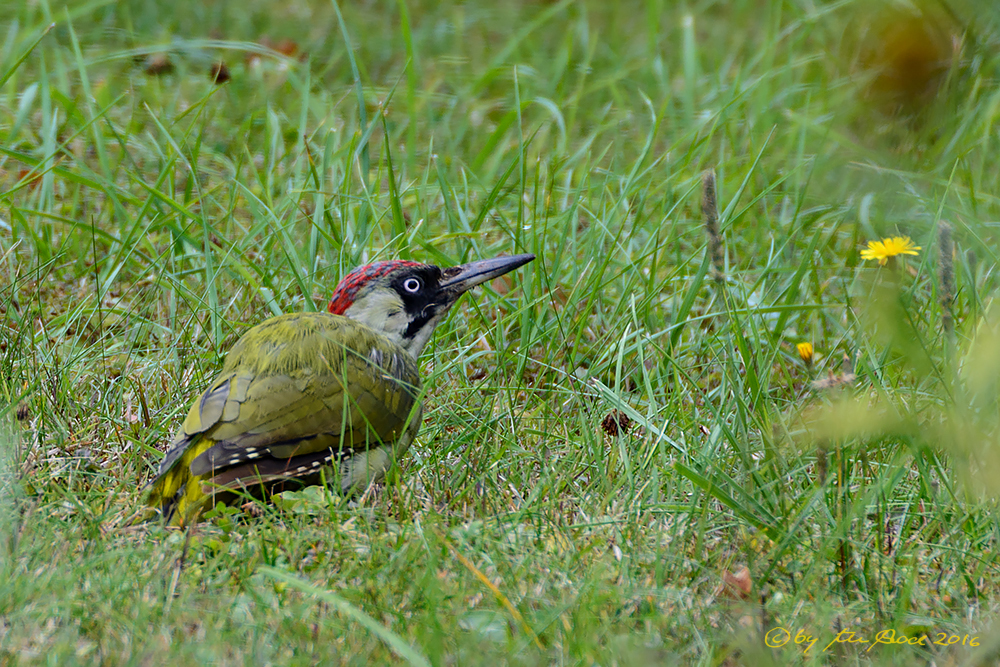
{"left": 764, "top": 627, "right": 979, "bottom": 654}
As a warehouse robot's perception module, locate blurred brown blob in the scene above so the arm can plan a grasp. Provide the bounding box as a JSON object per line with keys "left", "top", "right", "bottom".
{"left": 16, "top": 169, "right": 42, "bottom": 190}
{"left": 854, "top": 3, "right": 958, "bottom": 114}
{"left": 255, "top": 37, "right": 301, "bottom": 58}
{"left": 144, "top": 53, "right": 174, "bottom": 76}
{"left": 247, "top": 37, "right": 304, "bottom": 68}
{"left": 273, "top": 39, "right": 300, "bottom": 58}
{"left": 210, "top": 61, "right": 231, "bottom": 84}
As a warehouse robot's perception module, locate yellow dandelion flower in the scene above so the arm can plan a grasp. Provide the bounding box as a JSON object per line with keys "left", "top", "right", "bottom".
{"left": 796, "top": 342, "right": 814, "bottom": 365}
{"left": 860, "top": 236, "right": 921, "bottom": 266}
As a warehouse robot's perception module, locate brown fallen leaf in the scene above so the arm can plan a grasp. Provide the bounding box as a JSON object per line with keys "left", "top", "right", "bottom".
{"left": 720, "top": 566, "right": 752, "bottom": 599}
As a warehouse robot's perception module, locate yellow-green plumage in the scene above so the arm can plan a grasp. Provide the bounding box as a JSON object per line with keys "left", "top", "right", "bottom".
{"left": 146, "top": 312, "right": 422, "bottom": 525}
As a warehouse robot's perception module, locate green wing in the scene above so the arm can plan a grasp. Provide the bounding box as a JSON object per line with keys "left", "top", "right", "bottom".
{"left": 147, "top": 313, "right": 421, "bottom": 517}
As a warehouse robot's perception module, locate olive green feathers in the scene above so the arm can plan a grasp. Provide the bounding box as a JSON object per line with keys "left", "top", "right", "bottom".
{"left": 146, "top": 313, "right": 421, "bottom": 525}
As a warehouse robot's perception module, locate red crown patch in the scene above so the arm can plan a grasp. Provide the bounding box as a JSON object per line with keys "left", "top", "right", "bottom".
{"left": 327, "top": 261, "right": 423, "bottom": 315}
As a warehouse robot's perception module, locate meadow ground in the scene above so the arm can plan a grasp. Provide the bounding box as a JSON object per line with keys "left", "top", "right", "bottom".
{"left": 2, "top": 0, "right": 1000, "bottom": 664}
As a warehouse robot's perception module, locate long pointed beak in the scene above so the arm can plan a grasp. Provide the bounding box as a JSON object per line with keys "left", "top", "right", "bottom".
{"left": 439, "top": 253, "right": 535, "bottom": 301}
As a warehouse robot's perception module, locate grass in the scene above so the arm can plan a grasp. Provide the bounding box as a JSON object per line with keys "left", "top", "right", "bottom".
{"left": 3, "top": 0, "right": 1000, "bottom": 663}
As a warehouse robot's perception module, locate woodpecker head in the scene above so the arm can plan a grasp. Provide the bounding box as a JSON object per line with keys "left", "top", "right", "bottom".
{"left": 328, "top": 254, "right": 535, "bottom": 358}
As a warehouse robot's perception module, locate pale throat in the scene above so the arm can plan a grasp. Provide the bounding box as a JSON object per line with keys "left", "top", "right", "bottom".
{"left": 343, "top": 289, "right": 447, "bottom": 359}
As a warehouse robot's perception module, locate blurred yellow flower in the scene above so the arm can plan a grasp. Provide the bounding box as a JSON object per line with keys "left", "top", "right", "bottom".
{"left": 796, "top": 342, "right": 814, "bottom": 365}
{"left": 860, "top": 236, "right": 921, "bottom": 265}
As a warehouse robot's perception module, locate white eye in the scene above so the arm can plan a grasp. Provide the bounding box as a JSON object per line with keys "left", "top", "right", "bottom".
{"left": 403, "top": 277, "right": 422, "bottom": 293}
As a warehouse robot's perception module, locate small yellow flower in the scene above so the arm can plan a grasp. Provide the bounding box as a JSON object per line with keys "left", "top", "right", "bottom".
{"left": 860, "top": 236, "right": 921, "bottom": 266}
{"left": 796, "top": 342, "right": 814, "bottom": 365}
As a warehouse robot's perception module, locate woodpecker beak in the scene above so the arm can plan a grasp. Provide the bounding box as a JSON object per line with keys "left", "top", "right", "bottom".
{"left": 439, "top": 253, "right": 535, "bottom": 303}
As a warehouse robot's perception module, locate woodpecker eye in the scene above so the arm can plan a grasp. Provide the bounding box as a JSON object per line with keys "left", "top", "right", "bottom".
{"left": 402, "top": 277, "right": 422, "bottom": 293}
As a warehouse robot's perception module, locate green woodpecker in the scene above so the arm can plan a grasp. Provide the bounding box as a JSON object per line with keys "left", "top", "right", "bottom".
{"left": 146, "top": 253, "right": 534, "bottom": 525}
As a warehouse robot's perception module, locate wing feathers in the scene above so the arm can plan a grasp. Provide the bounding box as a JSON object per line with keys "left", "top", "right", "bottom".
{"left": 205, "top": 446, "right": 344, "bottom": 489}
{"left": 150, "top": 313, "right": 424, "bottom": 520}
